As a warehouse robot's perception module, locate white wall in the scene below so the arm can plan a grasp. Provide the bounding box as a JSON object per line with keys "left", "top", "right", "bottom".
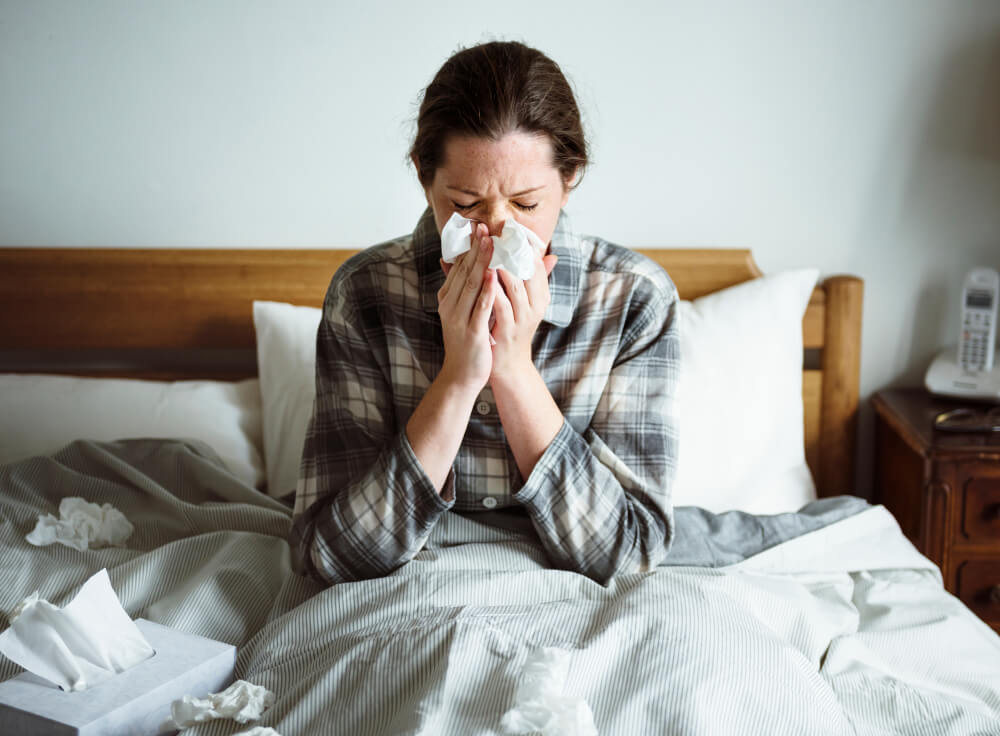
{"left": 2, "top": 1, "right": 999, "bottom": 494}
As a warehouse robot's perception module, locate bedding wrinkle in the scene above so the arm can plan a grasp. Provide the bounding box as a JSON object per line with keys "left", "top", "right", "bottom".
{"left": 145, "top": 534, "right": 291, "bottom": 646}
{"left": 828, "top": 570, "right": 1000, "bottom": 713}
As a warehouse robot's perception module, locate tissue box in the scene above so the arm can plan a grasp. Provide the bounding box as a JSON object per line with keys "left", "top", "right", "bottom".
{"left": 0, "top": 619, "right": 236, "bottom": 736}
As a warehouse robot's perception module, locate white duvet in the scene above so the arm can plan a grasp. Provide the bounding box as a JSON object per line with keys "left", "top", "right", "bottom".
{"left": 231, "top": 506, "right": 1000, "bottom": 736}
{"left": 730, "top": 506, "right": 1000, "bottom": 735}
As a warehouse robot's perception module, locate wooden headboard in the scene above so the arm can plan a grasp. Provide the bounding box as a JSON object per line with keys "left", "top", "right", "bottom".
{"left": 0, "top": 247, "right": 863, "bottom": 498}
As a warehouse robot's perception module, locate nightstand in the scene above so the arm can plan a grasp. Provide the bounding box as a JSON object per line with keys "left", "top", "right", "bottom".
{"left": 871, "top": 388, "right": 1000, "bottom": 634}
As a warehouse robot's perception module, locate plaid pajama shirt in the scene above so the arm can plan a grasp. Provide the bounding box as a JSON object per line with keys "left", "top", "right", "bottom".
{"left": 291, "top": 207, "right": 680, "bottom": 585}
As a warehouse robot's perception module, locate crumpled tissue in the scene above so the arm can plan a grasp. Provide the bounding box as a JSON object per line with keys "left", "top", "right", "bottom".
{"left": 26, "top": 497, "right": 134, "bottom": 551}
{"left": 440, "top": 212, "right": 547, "bottom": 280}
{"left": 500, "top": 647, "right": 597, "bottom": 736}
{"left": 0, "top": 568, "right": 154, "bottom": 692}
{"left": 169, "top": 679, "right": 275, "bottom": 728}
{"left": 233, "top": 728, "right": 283, "bottom": 736}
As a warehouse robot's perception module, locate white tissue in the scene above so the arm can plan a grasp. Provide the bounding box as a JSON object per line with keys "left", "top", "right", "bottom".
{"left": 169, "top": 679, "right": 275, "bottom": 728}
{"left": 26, "top": 497, "right": 134, "bottom": 551}
{"left": 0, "top": 568, "right": 154, "bottom": 692}
{"left": 233, "top": 728, "right": 282, "bottom": 736}
{"left": 440, "top": 212, "right": 546, "bottom": 280}
{"left": 501, "top": 647, "right": 597, "bottom": 736}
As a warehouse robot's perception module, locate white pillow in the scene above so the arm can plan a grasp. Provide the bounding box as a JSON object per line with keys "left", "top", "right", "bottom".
{"left": 672, "top": 269, "right": 820, "bottom": 514}
{"left": 253, "top": 301, "right": 321, "bottom": 498}
{"left": 0, "top": 374, "right": 265, "bottom": 490}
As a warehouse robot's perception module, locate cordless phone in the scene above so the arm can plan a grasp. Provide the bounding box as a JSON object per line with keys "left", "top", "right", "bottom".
{"left": 958, "top": 267, "right": 999, "bottom": 374}
{"left": 925, "top": 266, "right": 1000, "bottom": 400}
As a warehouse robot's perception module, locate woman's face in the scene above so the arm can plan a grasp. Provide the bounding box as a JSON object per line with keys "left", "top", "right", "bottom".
{"left": 420, "top": 131, "right": 573, "bottom": 251}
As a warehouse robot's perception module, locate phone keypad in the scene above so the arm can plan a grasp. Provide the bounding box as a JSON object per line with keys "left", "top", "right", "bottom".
{"left": 960, "top": 309, "right": 993, "bottom": 372}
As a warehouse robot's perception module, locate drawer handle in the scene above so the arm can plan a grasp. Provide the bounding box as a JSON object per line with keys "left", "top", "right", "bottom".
{"left": 992, "top": 585, "right": 1000, "bottom": 605}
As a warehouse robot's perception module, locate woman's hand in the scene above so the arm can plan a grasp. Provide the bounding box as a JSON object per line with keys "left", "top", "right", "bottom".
{"left": 436, "top": 225, "right": 496, "bottom": 393}
{"left": 490, "top": 244, "right": 558, "bottom": 387}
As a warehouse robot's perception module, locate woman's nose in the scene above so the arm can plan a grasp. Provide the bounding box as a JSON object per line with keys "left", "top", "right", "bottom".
{"left": 480, "top": 206, "right": 508, "bottom": 238}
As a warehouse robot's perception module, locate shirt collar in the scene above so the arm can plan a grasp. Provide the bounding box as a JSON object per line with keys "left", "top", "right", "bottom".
{"left": 414, "top": 207, "right": 582, "bottom": 327}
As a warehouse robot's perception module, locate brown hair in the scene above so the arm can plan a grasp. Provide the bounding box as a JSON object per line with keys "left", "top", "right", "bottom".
{"left": 409, "top": 41, "right": 588, "bottom": 191}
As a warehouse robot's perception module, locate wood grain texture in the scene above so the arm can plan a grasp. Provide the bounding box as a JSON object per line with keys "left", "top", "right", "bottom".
{"left": 802, "top": 291, "right": 826, "bottom": 349}
{"left": 0, "top": 248, "right": 351, "bottom": 349}
{"left": 0, "top": 246, "right": 862, "bottom": 498}
{"left": 636, "top": 248, "right": 762, "bottom": 300}
{"left": 816, "top": 275, "right": 864, "bottom": 496}
{"left": 802, "top": 370, "right": 823, "bottom": 479}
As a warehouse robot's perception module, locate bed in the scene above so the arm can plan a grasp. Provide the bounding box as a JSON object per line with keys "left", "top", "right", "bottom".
{"left": 1, "top": 246, "right": 998, "bottom": 736}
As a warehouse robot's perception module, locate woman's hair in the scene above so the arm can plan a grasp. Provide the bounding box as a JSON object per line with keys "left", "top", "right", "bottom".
{"left": 409, "top": 41, "right": 588, "bottom": 190}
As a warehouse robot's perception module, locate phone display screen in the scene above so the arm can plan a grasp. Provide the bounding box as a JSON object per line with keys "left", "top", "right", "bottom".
{"left": 966, "top": 291, "right": 993, "bottom": 309}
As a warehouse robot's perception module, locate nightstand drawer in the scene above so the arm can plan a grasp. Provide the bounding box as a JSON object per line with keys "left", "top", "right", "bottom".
{"left": 962, "top": 476, "right": 1000, "bottom": 542}
{"left": 956, "top": 560, "right": 1000, "bottom": 623}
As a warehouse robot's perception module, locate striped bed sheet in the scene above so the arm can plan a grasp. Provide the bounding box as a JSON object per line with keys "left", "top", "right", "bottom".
{"left": 1, "top": 439, "right": 999, "bottom": 735}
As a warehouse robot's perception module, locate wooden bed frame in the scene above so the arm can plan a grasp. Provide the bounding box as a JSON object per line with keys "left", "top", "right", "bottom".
{"left": 0, "top": 247, "right": 863, "bottom": 499}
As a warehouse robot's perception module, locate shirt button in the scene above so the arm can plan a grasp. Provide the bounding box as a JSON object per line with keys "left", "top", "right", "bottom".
{"left": 482, "top": 496, "right": 498, "bottom": 509}
{"left": 476, "top": 401, "right": 491, "bottom": 415}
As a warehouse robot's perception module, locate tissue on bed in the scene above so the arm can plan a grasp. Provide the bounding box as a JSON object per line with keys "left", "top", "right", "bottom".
{"left": 440, "top": 212, "right": 546, "bottom": 280}
{"left": 0, "top": 569, "right": 153, "bottom": 692}
{"left": 26, "top": 497, "right": 133, "bottom": 552}
{"left": 234, "top": 728, "right": 283, "bottom": 736}
{"left": 501, "top": 647, "right": 597, "bottom": 736}
{"left": 168, "top": 679, "right": 275, "bottom": 727}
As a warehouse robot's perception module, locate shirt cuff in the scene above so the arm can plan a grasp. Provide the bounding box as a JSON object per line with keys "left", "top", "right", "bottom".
{"left": 397, "top": 425, "right": 456, "bottom": 515}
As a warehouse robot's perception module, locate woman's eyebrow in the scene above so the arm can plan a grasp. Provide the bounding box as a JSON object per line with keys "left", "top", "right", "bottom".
{"left": 446, "top": 185, "right": 544, "bottom": 197}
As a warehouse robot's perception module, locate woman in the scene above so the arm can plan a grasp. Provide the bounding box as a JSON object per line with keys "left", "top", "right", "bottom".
{"left": 291, "top": 41, "right": 679, "bottom": 585}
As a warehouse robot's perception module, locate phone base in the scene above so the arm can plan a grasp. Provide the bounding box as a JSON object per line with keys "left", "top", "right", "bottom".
{"left": 925, "top": 348, "right": 1000, "bottom": 402}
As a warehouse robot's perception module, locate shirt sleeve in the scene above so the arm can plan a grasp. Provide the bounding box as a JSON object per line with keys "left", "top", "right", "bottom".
{"left": 513, "top": 279, "right": 680, "bottom": 584}
{"left": 290, "top": 269, "right": 455, "bottom": 585}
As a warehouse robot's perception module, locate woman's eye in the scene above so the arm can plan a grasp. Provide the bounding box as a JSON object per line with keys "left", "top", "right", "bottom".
{"left": 515, "top": 202, "right": 538, "bottom": 211}
{"left": 452, "top": 202, "right": 477, "bottom": 211}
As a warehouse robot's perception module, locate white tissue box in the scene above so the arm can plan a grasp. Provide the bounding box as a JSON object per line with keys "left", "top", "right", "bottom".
{"left": 0, "top": 619, "right": 236, "bottom": 736}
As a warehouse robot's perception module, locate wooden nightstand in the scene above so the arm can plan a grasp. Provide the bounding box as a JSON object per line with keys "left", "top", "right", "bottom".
{"left": 872, "top": 388, "right": 1000, "bottom": 633}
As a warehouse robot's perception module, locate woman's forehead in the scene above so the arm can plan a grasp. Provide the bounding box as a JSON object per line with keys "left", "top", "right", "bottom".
{"left": 438, "top": 132, "right": 558, "bottom": 189}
